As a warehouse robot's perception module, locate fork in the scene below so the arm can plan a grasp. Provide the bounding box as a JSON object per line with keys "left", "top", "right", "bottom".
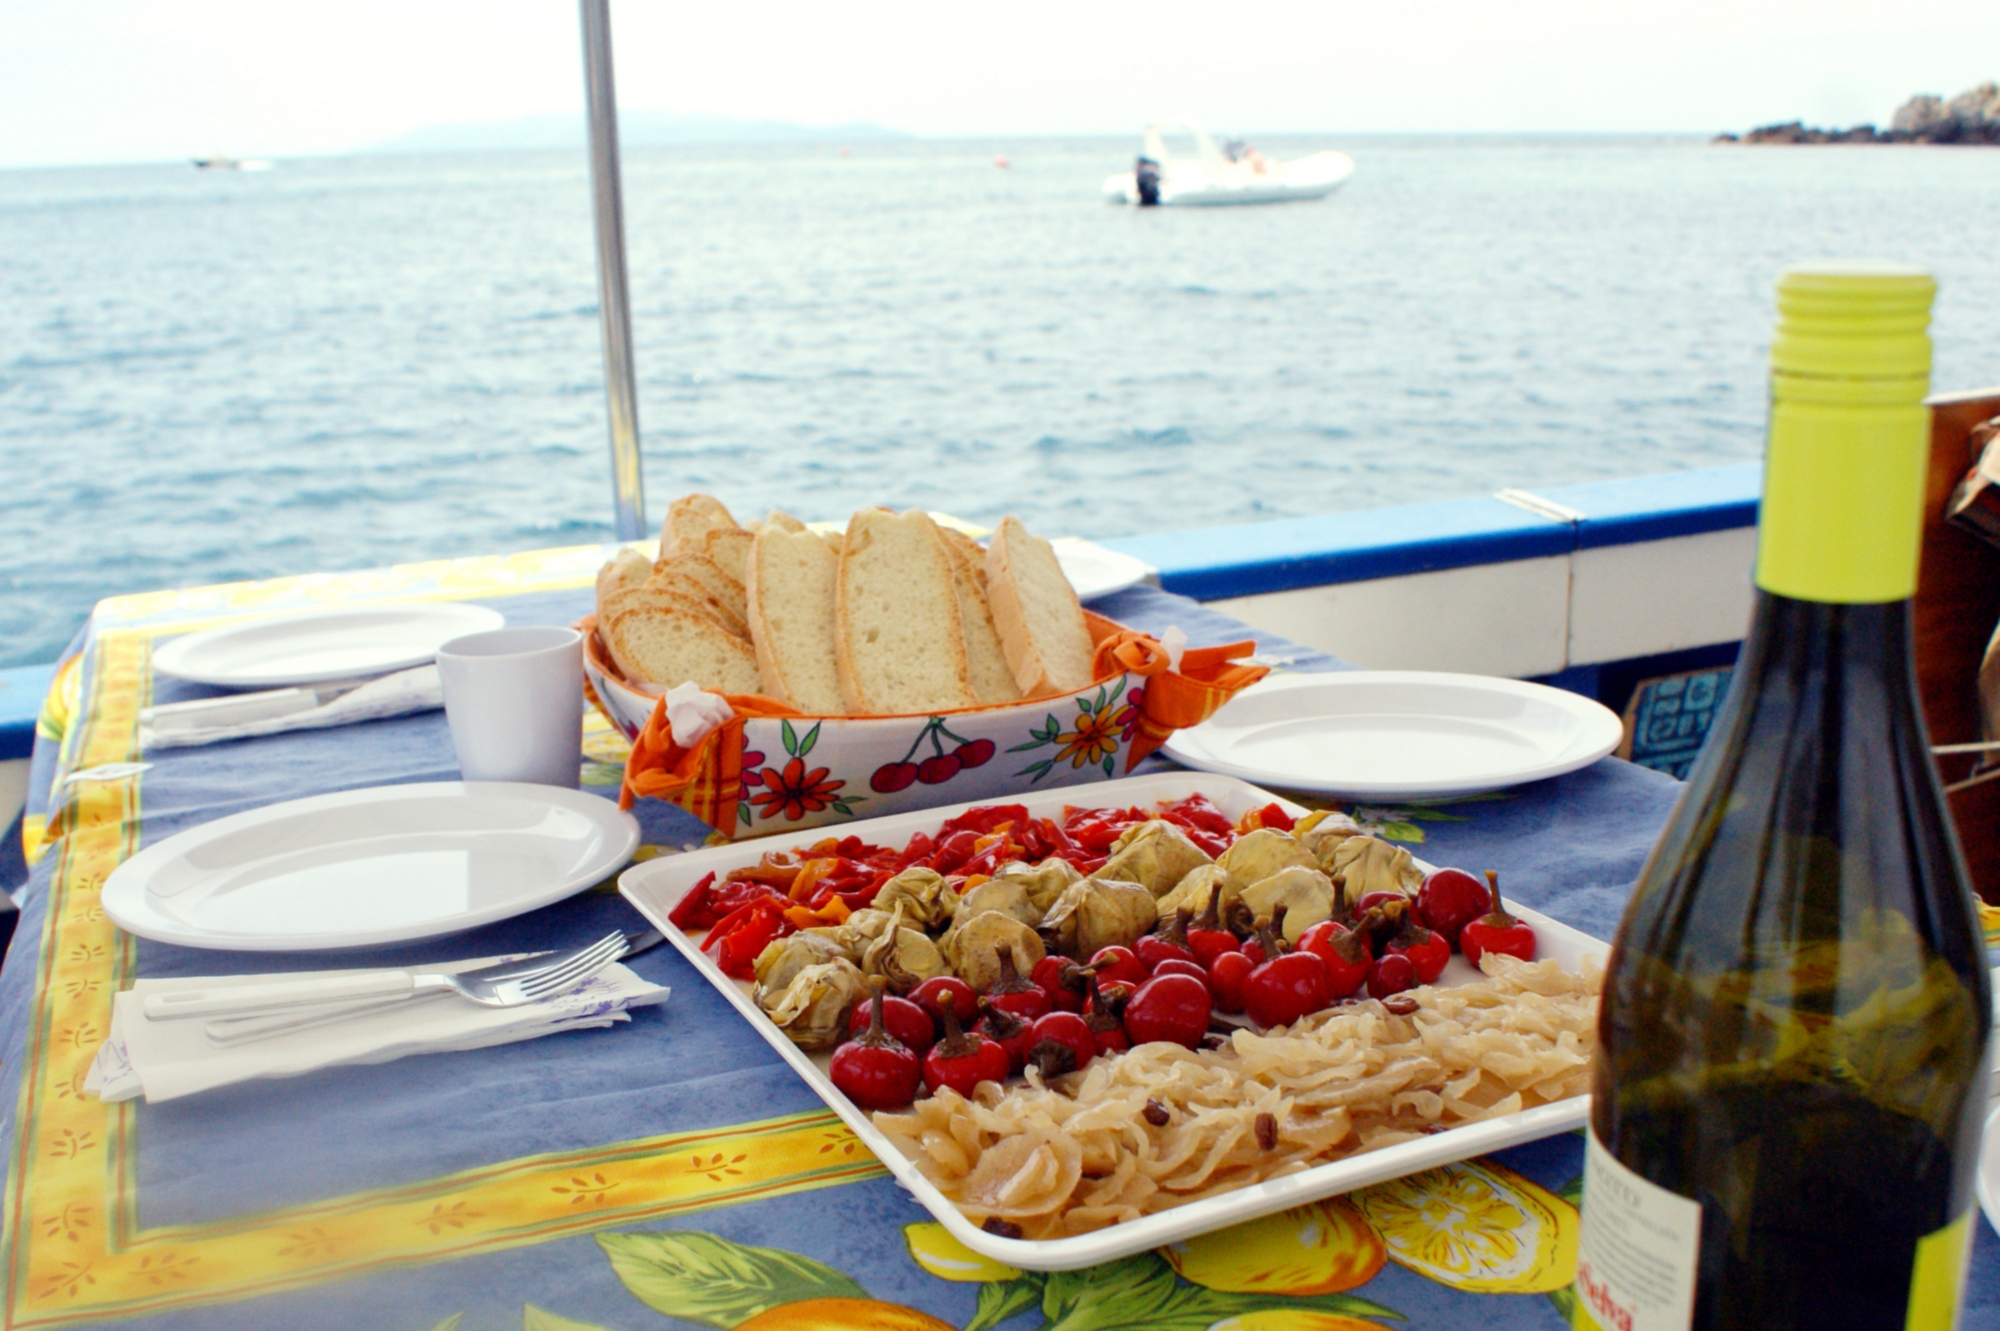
{"left": 140, "top": 930, "right": 631, "bottom": 1022}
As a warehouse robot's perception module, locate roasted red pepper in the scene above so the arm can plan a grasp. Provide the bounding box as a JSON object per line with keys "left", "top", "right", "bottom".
{"left": 705, "top": 898, "right": 794, "bottom": 979}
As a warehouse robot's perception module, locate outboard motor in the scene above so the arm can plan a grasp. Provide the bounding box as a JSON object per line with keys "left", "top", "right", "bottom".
{"left": 1135, "top": 156, "right": 1162, "bottom": 207}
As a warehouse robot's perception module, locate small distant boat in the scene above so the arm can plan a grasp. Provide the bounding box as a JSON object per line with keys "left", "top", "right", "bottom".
{"left": 1103, "top": 120, "right": 1353, "bottom": 207}
{"left": 191, "top": 155, "right": 273, "bottom": 172}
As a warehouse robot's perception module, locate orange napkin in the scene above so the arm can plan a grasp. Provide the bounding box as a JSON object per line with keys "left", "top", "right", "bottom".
{"left": 1085, "top": 613, "right": 1269, "bottom": 770}
{"left": 618, "top": 692, "right": 802, "bottom": 830}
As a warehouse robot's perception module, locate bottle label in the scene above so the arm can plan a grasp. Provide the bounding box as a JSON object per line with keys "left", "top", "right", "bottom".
{"left": 1573, "top": 1130, "right": 1701, "bottom": 1331}
{"left": 1573, "top": 1131, "right": 1976, "bottom": 1331}
{"left": 1905, "top": 1208, "right": 1973, "bottom": 1331}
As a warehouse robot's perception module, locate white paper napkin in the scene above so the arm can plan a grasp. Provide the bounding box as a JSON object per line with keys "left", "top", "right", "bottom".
{"left": 85, "top": 954, "right": 669, "bottom": 1104}
{"left": 138, "top": 665, "right": 444, "bottom": 751}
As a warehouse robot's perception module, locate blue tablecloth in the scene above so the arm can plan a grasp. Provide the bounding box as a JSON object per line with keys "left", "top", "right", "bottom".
{"left": 3, "top": 556, "right": 1995, "bottom": 1330}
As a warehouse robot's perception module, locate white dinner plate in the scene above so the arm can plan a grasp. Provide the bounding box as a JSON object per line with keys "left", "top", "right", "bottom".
{"left": 1051, "top": 537, "right": 1152, "bottom": 601}
{"left": 618, "top": 770, "right": 1607, "bottom": 1272}
{"left": 152, "top": 602, "right": 507, "bottom": 688}
{"left": 1163, "top": 670, "right": 1625, "bottom": 799}
{"left": 103, "top": 782, "right": 641, "bottom": 951}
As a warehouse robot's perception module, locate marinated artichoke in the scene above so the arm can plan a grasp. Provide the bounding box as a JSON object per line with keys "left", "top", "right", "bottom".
{"left": 1239, "top": 865, "right": 1337, "bottom": 942}
{"left": 751, "top": 931, "right": 853, "bottom": 1002}
{"left": 949, "top": 876, "right": 1043, "bottom": 934}
{"left": 872, "top": 866, "right": 956, "bottom": 931}
{"left": 1040, "top": 877, "right": 1159, "bottom": 957}
{"left": 1297, "top": 809, "right": 1366, "bottom": 864}
{"left": 1327, "top": 834, "right": 1423, "bottom": 901}
{"left": 1095, "top": 821, "right": 1213, "bottom": 898}
{"left": 832, "top": 909, "right": 900, "bottom": 950}
{"left": 988, "top": 858, "right": 1084, "bottom": 914}
{"left": 759, "top": 958, "right": 869, "bottom": 1051}
{"left": 1217, "top": 828, "right": 1317, "bottom": 886}
{"left": 943, "top": 911, "right": 1047, "bottom": 992}
{"left": 860, "top": 904, "right": 951, "bottom": 992}
{"left": 1157, "top": 862, "right": 1239, "bottom": 918}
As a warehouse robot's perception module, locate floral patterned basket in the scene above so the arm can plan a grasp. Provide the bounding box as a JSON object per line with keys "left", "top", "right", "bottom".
{"left": 581, "top": 613, "right": 1268, "bottom": 841}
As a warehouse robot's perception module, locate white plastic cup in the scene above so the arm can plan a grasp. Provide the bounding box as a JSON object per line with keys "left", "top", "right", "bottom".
{"left": 435, "top": 626, "right": 585, "bottom": 788}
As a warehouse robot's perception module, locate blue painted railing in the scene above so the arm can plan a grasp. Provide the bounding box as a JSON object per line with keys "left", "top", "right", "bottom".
{"left": 1101, "top": 462, "right": 1761, "bottom": 601}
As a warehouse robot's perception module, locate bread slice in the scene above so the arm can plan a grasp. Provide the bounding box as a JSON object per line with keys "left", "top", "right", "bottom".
{"left": 651, "top": 553, "right": 748, "bottom": 625}
{"left": 937, "top": 530, "right": 1023, "bottom": 705}
{"left": 658, "top": 493, "right": 738, "bottom": 559}
{"left": 703, "top": 528, "right": 754, "bottom": 585}
{"left": 745, "top": 528, "right": 846, "bottom": 713}
{"left": 836, "top": 509, "right": 976, "bottom": 714}
{"left": 765, "top": 509, "right": 808, "bottom": 534}
{"left": 595, "top": 549, "right": 652, "bottom": 609}
{"left": 638, "top": 570, "right": 750, "bottom": 639}
{"left": 603, "top": 603, "right": 760, "bottom": 694}
{"left": 936, "top": 527, "right": 989, "bottom": 589}
{"left": 985, "top": 516, "right": 1095, "bottom": 696}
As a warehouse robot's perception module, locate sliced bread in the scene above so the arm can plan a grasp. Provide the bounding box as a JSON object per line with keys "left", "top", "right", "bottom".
{"left": 639, "top": 569, "right": 750, "bottom": 638}
{"left": 658, "top": 493, "right": 738, "bottom": 559}
{"left": 702, "top": 527, "right": 754, "bottom": 585}
{"left": 937, "top": 529, "right": 1023, "bottom": 705}
{"left": 602, "top": 603, "right": 760, "bottom": 694}
{"left": 836, "top": 509, "right": 976, "bottom": 714}
{"left": 764, "top": 509, "right": 809, "bottom": 534}
{"left": 651, "top": 552, "right": 748, "bottom": 625}
{"left": 595, "top": 548, "right": 653, "bottom": 608}
{"left": 745, "top": 528, "right": 846, "bottom": 713}
{"left": 936, "top": 527, "right": 989, "bottom": 589}
{"left": 985, "top": 515, "right": 1095, "bottom": 696}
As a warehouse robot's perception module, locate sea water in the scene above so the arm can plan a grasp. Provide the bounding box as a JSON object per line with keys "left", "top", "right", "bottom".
{"left": 3, "top": 134, "right": 1998, "bottom": 667}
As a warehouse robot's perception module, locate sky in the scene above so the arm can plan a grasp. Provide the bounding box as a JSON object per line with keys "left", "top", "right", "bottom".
{"left": 3, "top": 0, "right": 1997, "bottom": 168}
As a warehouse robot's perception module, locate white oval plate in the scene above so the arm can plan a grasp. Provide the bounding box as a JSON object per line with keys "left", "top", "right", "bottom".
{"left": 619, "top": 770, "right": 1608, "bottom": 1272}
{"left": 1162, "top": 670, "right": 1625, "bottom": 798}
{"left": 1051, "top": 537, "right": 1152, "bottom": 601}
{"left": 152, "top": 603, "right": 506, "bottom": 688}
{"left": 103, "top": 782, "right": 640, "bottom": 951}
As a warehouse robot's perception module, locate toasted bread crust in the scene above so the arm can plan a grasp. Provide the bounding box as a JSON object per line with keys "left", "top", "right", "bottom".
{"left": 937, "top": 528, "right": 1023, "bottom": 705}
{"left": 985, "top": 515, "right": 1095, "bottom": 697}
{"left": 658, "top": 493, "right": 739, "bottom": 559}
{"left": 595, "top": 548, "right": 653, "bottom": 606}
{"left": 641, "top": 568, "right": 749, "bottom": 638}
{"left": 602, "top": 602, "right": 759, "bottom": 693}
{"left": 651, "top": 552, "right": 747, "bottom": 624}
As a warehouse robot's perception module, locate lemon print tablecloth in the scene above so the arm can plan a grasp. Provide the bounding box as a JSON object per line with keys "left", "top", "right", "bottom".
{"left": 5, "top": 544, "right": 1998, "bottom": 1330}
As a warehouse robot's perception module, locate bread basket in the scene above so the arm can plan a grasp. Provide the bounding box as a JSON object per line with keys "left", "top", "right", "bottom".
{"left": 581, "top": 613, "right": 1268, "bottom": 840}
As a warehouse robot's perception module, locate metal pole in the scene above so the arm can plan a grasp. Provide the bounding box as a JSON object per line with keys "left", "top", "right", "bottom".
{"left": 580, "top": 0, "right": 646, "bottom": 542}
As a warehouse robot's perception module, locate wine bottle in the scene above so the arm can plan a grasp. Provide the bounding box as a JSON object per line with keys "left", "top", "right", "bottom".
{"left": 1576, "top": 264, "right": 1992, "bottom": 1331}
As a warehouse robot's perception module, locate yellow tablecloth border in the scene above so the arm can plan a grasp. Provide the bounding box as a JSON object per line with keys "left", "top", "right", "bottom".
{"left": 4, "top": 553, "right": 896, "bottom": 1328}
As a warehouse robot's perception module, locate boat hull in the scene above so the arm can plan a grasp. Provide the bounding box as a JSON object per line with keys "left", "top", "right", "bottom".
{"left": 1103, "top": 150, "right": 1355, "bottom": 206}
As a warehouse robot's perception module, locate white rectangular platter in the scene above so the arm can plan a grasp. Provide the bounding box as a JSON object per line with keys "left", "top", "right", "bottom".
{"left": 618, "top": 771, "right": 1606, "bottom": 1272}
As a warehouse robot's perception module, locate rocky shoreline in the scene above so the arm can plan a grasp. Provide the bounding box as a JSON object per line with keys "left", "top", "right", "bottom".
{"left": 1717, "top": 81, "right": 1999, "bottom": 144}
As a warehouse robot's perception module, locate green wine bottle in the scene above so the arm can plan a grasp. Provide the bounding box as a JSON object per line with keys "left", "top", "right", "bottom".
{"left": 1576, "top": 264, "right": 1992, "bottom": 1331}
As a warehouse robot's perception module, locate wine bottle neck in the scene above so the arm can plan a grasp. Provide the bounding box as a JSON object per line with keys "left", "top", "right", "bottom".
{"left": 1740, "top": 591, "right": 1914, "bottom": 677}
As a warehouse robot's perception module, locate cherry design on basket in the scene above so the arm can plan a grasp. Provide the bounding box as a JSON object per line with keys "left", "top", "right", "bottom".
{"left": 870, "top": 717, "right": 996, "bottom": 793}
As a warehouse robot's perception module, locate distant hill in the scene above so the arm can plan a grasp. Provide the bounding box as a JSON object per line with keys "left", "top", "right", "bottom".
{"left": 366, "top": 111, "right": 909, "bottom": 154}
